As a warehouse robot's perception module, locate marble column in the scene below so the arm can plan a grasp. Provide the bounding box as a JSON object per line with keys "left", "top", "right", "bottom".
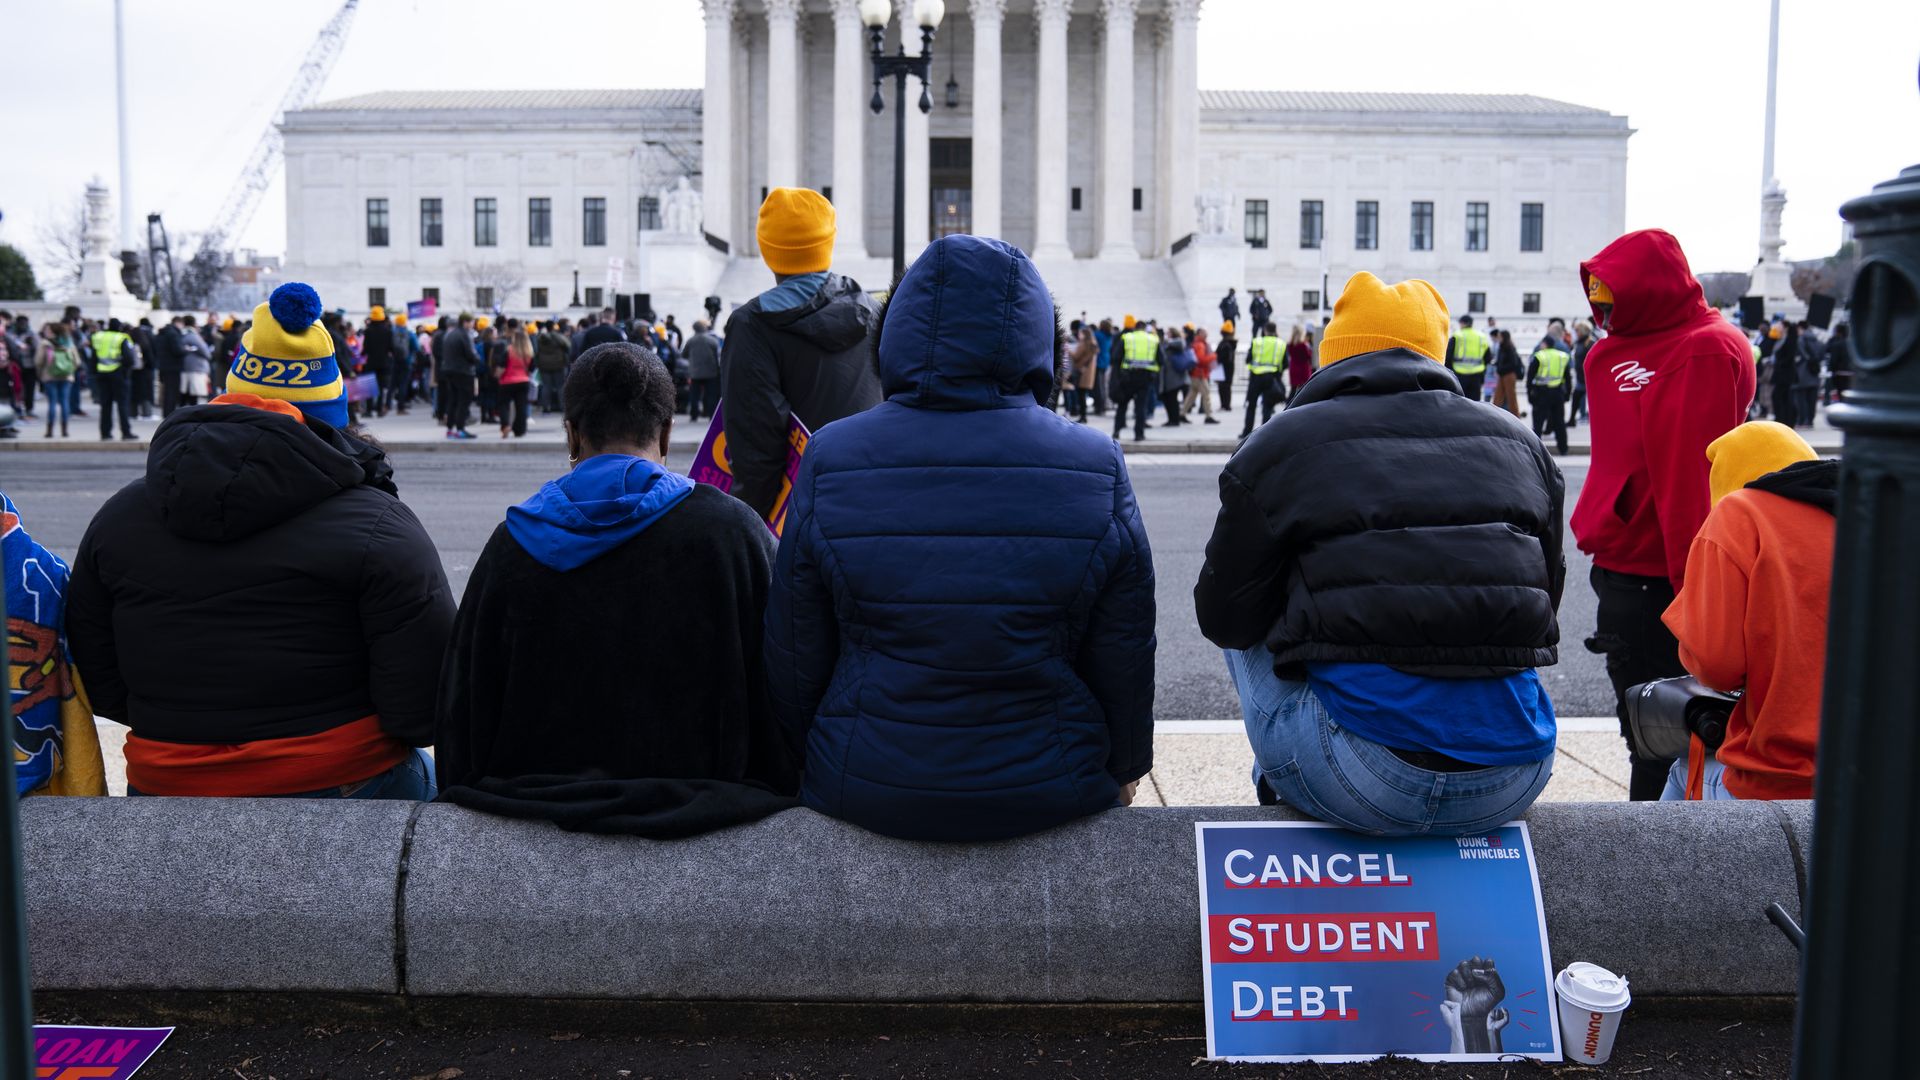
{"left": 765, "top": 0, "right": 803, "bottom": 191}
{"left": 1097, "top": 0, "right": 1138, "bottom": 260}
{"left": 1161, "top": 0, "right": 1202, "bottom": 254}
{"left": 897, "top": 0, "right": 930, "bottom": 259}
{"left": 700, "top": 0, "right": 735, "bottom": 246}
{"left": 969, "top": 0, "right": 1006, "bottom": 240}
{"left": 830, "top": 0, "right": 868, "bottom": 256}
{"left": 1030, "top": 0, "right": 1072, "bottom": 260}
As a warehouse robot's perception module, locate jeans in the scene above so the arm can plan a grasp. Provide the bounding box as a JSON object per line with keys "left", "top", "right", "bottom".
{"left": 1588, "top": 565, "right": 1687, "bottom": 800}
{"left": 129, "top": 748, "right": 437, "bottom": 800}
{"left": 41, "top": 380, "right": 72, "bottom": 432}
{"left": 1661, "top": 757, "right": 1735, "bottom": 801}
{"left": 1223, "top": 642, "right": 1554, "bottom": 836}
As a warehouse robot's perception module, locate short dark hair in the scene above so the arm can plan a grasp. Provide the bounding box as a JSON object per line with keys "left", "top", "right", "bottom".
{"left": 564, "top": 342, "right": 676, "bottom": 450}
{"left": 1459, "top": 315, "right": 1473, "bottom": 327}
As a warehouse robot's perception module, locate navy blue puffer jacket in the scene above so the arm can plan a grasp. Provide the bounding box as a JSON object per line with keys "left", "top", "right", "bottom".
{"left": 764, "top": 235, "right": 1157, "bottom": 842}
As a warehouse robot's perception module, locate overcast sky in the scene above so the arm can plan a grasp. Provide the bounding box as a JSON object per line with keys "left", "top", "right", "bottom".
{"left": 1, "top": 0, "right": 1914, "bottom": 286}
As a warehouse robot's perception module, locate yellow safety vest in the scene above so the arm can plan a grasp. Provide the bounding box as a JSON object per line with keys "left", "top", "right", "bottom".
{"left": 90, "top": 330, "right": 130, "bottom": 374}
{"left": 1450, "top": 328, "right": 1490, "bottom": 375}
{"left": 1121, "top": 330, "right": 1161, "bottom": 372}
{"left": 1532, "top": 347, "right": 1571, "bottom": 390}
{"left": 1246, "top": 336, "right": 1283, "bottom": 375}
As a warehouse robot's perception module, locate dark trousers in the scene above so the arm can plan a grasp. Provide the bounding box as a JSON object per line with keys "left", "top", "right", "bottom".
{"left": 1772, "top": 383, "right": 1798, "bottom": 428}
{"left": 1796, "top": 386, "right": 1818, "bottom": 426}
{"left": 1159, "top": 388, "right": 1185, "bottom": 425}
{"left": 94, "top": 370, "right": 134, "bottom": 439}
{"left": 1218, "top": 358, "right": 1235, "bottom": 410}
{"left": 688, "top": 377, "right": 719, "bottom": 421}
{"left": 133, "top": 367, "right": 154, "bottom": 416}
{"left": 17, "top": 367, "right": 36, "bottom": 415}
{"left": 538, "top": 369, "right": 565, "bottom": 413}
{"left": 1457, "top": 372, "right": 1485, "bottom": 404}
{"left": 444, "top": 377, "right": 474, "bottom": 432}
{"left": 1092, "top": 368, "right": 1109, "bottom": 414}
{"left": 1242, "top": 372, "right": 1283, "bottom": 435}
{"left": 159, "top": 371, "right": 181, "bottom": 417}
{"left": 499, "top": 382, "right": 530, "bottom": 436}
{"left": 1570, "top": 383, "right": 1588, "bottom": 424}
{"left": 1588, "top": 566, "right": 1686, "bottom": 801}
{"left": 1111, "top": 369, "right": 1156, "bottom": 440}
{"left": 1531, "top": 386, "right": 1567, "bottom": 454}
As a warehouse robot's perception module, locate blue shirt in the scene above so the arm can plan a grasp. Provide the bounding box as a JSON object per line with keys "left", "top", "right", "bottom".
{"left": 759, "top": 271, "right": 830, "bottom": 314}
{"left": 1306, "top": 663, "right": 1556, "bottom": 767}
{"left": 1093, "top": 329, "right": 1113, "bottom": 370}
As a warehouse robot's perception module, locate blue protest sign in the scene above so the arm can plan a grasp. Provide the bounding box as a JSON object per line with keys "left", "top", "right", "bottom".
{"left": 1195, "top": 821, "right": 1560, "bottom": 1063}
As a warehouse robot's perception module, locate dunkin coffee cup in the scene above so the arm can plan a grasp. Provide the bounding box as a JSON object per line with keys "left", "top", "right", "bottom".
{"left": 1556, "top": 962, "right": 1631, "bottom": 1064}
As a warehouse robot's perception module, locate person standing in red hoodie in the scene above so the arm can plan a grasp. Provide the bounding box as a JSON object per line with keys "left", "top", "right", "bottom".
{"left": 1572, "top": 229, "right": 1755, "bottom": 799}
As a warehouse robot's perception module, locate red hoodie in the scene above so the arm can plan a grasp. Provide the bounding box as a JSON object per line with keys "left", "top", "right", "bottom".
{"left": 1571, "top": 230, "right": 1756, "bottom": 589}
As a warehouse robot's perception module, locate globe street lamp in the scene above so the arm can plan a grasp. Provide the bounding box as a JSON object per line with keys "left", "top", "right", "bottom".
{"left": 863, "top": 0, "right": 944, "bottom": 284}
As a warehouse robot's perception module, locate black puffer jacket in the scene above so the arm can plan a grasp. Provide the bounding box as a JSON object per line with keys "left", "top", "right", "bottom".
{"left": 720, "top": 273, "right": 881, "bottom": 518}
{"left": 1194, "top": 349, "right": 1565, "bottom": 677}
{"left": 65, "top": 404, "right": 454, "bottom": 745}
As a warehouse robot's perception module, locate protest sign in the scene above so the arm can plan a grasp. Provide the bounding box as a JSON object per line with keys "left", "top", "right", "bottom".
{"left": 1195, "top": 821, "right": 1559, "bottom": 1064}
{"left": 686, "top": 403, "right": 810, "bottom": 538}
{"left": 34, "top": 1025, "right": 172, "bottom": 1078}
{"left": 405, "top": 297, "right": 437, "bottom": 322}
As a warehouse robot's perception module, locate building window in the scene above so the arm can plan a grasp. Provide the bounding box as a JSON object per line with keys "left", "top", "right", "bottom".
{"left": 474, "top": 198, "right": 498, "bottom": 247}
{"left": 1411, "top": 201, "right": 1434, "bottom": 251}
{"left": 637, "top": 196, "right": 661, "bottom": 232}
{"left": 530, "top": 287, "right": 548, "bottom": 308}
{"left": 1071, "top": 187, "right": 1082, "bottom": 211}
{"left": 368, "top": 287, "right": 386, "bottom": 309}
{"left": 1466, "top": 201, "right": 1489, "bottom": 252}
{"left": 583, "top": 286, "right": 604, "bottom": 308}
{"left": 1523, "top": 292, "right": 1542, "bottom": 314}
{"left": 1300, "top": 200, "right": 1323, "bottom": 249}
{"left": 1132, "top": 187, "right": 1143, "bottom": 212}
{"left": 1243, "top": 199, "right": 1269, "bottom": 250}
{"left": 474, "top": 286, "right": 495, "bottom": 311}
{"left": 365, "top": 198, "right": 389, "bottom": 247}
{"left": 528, "top": 198, "right": 552, "bottom": 247}
{"left": 1355, "top": 200, "right": 1379, "bottom": 251}
{"left": 420, "top": 198, "right": 443, "bottom": 247}
{"left": 1521, "top": 202, "right": 1545, "bottom": 252}
{"left": 1302, "top": 289, "right": 1322, "bottom": 312}
{"left": 1468, "top": 291, "right": 1487, "bottom": 314}
{"left": 822, "top": 186, "right": 833, "bottom": 203}
{"left": 421, "top": 287, "right": 439, "bottom": 302}
{"left": 583, "top": 197, "right": 607, "bottom": 246}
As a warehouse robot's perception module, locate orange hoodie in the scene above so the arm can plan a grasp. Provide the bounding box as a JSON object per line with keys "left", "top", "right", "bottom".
{"left": 1662, "top": 481, "right": 1833, "bottom": 800}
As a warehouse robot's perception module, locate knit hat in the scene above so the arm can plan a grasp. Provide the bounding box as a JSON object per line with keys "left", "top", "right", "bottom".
{"left": 1318, "top": 272, "right": 1450, "bottom": 366}
{"left": 475, "top": 316, "right": 491, "bottom": 331}
{"left": 1123, "top": 314, "right": 1138, "bottom": 330}
{"left": 228, "top": 282, "right": 347, "bottom": 429}
{"left": 220, "top": 316, "right": 235, "bottom": 331}
{"left": 369, "top": 305, "right": 387, "bottom": 322}
{"left": 394, "top": 312, "right": 408, "bottom": 327}
{"left": 1221, "top": 320, "right": 1234, "bottom": 334}
{"left": 1707, "top": 422, "right": 1817, "bottom": 507}
{"left": 757, "top": 187, "right": 836, "bottom": 275}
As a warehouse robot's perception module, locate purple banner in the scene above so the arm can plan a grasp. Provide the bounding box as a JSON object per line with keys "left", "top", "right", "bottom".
{"left": 405, "top": 297, "right": 438, "bottom": 321}
{"left": 687, "top": 402, "right": 810, "bottom": 538}
{"left": 34, "top": 1025, "right": 173, "bottom": 1078}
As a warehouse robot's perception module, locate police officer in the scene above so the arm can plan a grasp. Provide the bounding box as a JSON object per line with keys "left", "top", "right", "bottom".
{"left": 88, "top": 318, "right": 138, "bottom": 441}
{"left": 1240, "top": 321, "right": 1285, "bottom": 437}
{"left": 1111, "top": 319, "right": 1162, "bottom": 443}
{"left": 1446, "top": 314, "right": 1492, "bottom": 403}
{"left": 1528, "top": 339, "right": 1572, "bottom": 455}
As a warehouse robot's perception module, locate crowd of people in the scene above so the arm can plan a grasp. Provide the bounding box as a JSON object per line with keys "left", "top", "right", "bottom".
{"left": 8, "top": 190, "right": 1837, "bottom": 845}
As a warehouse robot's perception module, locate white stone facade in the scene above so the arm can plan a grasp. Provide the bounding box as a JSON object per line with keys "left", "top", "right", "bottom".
{"left": 279, "top": 3, "right": 1631, "bottom": 336}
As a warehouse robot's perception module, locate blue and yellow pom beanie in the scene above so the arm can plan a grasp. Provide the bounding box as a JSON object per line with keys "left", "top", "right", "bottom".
{"left": 228, "top": 283, "right": 346, "bottom": 428}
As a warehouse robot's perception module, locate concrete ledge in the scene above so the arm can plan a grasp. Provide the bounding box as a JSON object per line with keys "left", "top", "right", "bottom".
{"left": 24, "top": 800, "right": 1807, "bottom": 1000}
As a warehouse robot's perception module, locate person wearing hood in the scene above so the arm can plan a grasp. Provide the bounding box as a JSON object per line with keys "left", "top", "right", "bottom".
{"left": 64, "top": 283, "right": 454, "bottom": 799}
{"left": 721, "top": 188, "right": 882, "bottom": 523}
{"left": 1660, "top": 422, "right": 1834, "bottom": 801}
{"left": 765, "top": 235, "right": 1156, "bottom": 843}
{"left": 1572, "top": 229, "right": 1756, "bottom": 800}
{"left": 1196, "top": 273, "right": 1565, "bottom": 836}
{"left": 434, "top": 342, "right": 799, "bottom": 837}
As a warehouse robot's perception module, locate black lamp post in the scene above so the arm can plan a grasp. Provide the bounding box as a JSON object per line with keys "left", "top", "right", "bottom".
{"left": 862, "top": 0, "right": 944, "bottom": 285}
{"left": 570, "top": 267, "right": 582, "bottom": 308}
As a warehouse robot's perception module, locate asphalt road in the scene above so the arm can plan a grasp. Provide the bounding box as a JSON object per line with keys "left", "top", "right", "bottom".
{"left": 0, "top": 449, "right": 1609, "bottom": 722}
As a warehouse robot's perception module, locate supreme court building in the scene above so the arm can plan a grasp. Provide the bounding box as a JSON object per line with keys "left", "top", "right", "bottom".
{"left": 282, "top": 1, "right": 1633, "bottom": 333}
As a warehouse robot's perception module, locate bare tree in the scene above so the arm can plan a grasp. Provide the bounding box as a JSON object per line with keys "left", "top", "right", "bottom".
{"left": 33, "top": 194, "right": 90, "bottom": 296}
{"left": 1696, "top": 271, "right": 1751, "bottom": 311}
{"left": 456, "top": 261, "right": 527, "bottom": 313}
{"left": 1792, "top": 241, "right": 1857, "bottom": 304}
{"left": 173, "top": 237, "right": 233, "bottom": 310}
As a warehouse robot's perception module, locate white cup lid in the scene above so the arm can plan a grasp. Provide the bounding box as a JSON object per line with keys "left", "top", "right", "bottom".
{"left": 1557, "top": 962, "right": 1631, "bottom": 1011}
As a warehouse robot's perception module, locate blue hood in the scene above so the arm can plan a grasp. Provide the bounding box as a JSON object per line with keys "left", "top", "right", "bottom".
{"left": 878, "top": 235, "right": 1057, "bottom": 411}
{"left": 506, "top": 455, "right": 695, "bottom": 571}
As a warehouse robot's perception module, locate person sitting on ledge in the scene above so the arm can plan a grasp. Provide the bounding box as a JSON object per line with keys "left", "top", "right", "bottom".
{"left": 65, "top": 282, "right": 453, "bottom": 800}
{"left": 765, "top": 234, "right": 1156, "bottom": 843}
{"left": 1195, "top": 272, "right": 1565, "bottom": 837}
{"left": 1661, "top": 421, "right": 1833, "bottom": 801}
{"left": 434, "top": 343, "right": 800, "bottom": 837}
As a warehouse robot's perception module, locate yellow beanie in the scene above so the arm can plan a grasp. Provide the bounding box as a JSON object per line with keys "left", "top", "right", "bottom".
{"left": 1318, "top": 272, "right": 1450, "bottom": 366}
{"left": 1221, "top": 320, "right": 1234, "bottom": 334}
{"left": 369, "top": 305, "right": 387, "bottom": 321}
{"left": 1707, "top": 421, "right": 1817, "bottom": 507}
{"left": 757, "top": 188, "right": 836, "bottom": 275}
{"left": 220, "top": 316, "right": 235, "bottom": 331}
{"left": 475, "top": 316, "right": 491, "bottom": 331}
{"left": 1587, "top": 276, "right": 1614, "bottom": 304}
{"left": 1123, "top": 314, "right": 1137, "bottom": 330}
{"left": 394, "top": 312, "right": 408, "bottom": 327}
